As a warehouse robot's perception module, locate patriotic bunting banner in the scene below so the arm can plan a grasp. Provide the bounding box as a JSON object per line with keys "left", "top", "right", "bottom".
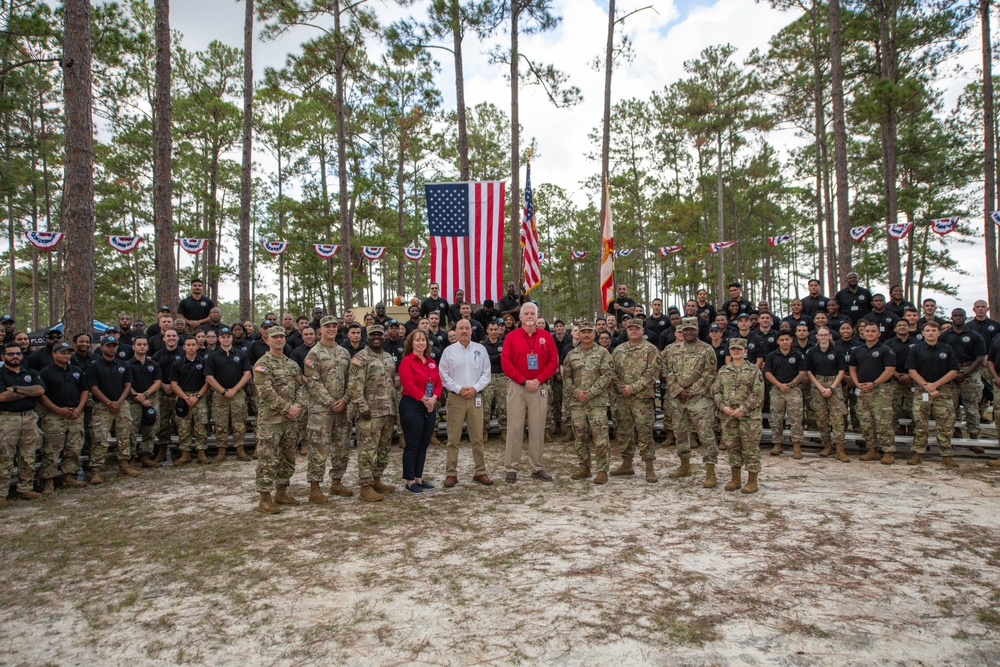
{"left": 709, "top": 240, "right": 736, "bottom": 253}
{"left": 313, "top": 244, "right": 340, "bottom": 258}
{"left": 658, "top": 246, "right": 683, "bottom": 256}
{"left": 850, "top": 226, "right": 872, "bottom": 243}
{"left": 403, "top": 247, "right": 426, "bottom": 261}
{"left": 362, "top": 246, "right": 386, "bottom": 261}
{"left": 179, "top": 238, "right": 209, "bottom": 254}
{"left": 24, "top": 231, "right": 64, "bottom": 250}
{"left": 261, "top": 241, "right": 288, "bottom": 256}
{"left": 108, "top": 236, "right": 142, "bottom": 253}
{"left": 931, "top": 216, "right": 959, "bottom": 236}
{"left": 538, "top": 252, "right": 547, "bottom": 261}
{"left": 615, "top": 249, "right": 634, "bottom": 258}
{"left": 767, "top": 234, "right": 794, "bottom": 246}
{"left": 887, "top": 222, "right": 914, "bottom": 240}
{"left": 991, "top": 211, "right": 1000, "bottom": 227}
{"left": 571, "top": 250, "right": 590, "bottom": 260}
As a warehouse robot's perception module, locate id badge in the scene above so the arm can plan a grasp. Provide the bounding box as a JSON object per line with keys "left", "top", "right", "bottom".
{"left": 526, "top": 353, "right": 539, "bottom": 370}
{"left": 921, "top": 392, "right": 930, "bottom": 402}
{"left": 475, "top": 395, "right": 482, "bottom": 408}
{"left": 541, "top": 387, "right": 548, "bottom": 399}
{"left": 425, "top": 381, "right": 434, "bottom": 398}
{"left": 851, "top": 305, "right": 859, "bottom": 312}
{"left": 855, "top": 388, "right": 861, "bottom": 396}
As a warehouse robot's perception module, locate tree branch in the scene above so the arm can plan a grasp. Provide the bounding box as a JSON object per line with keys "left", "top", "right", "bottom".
{"left": 1, "top": 57, "right": 63, "bottom": 78}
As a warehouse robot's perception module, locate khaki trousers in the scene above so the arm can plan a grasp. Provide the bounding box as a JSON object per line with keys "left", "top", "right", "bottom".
{"left": 504, "top": 380, "right": 547, "bottom": 473}
{"left": 445, "top": 393, "right": 486, "bottom": 476}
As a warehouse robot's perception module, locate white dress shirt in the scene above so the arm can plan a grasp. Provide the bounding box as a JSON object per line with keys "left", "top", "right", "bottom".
{"left": 439, "top": 340, "right": 491, "bottom": 393}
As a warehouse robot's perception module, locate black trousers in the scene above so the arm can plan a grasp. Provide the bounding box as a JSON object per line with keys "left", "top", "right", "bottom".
{"left": 400, "top": 395, "right": 435, "bottom": 480}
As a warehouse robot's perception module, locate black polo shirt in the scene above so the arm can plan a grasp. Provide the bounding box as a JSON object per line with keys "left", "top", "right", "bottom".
{"left": 696, "top": 303, "right": 716, "bottom": 324}
{"left": 169, "top": 355, "right": 207, "bottom": 393}
{"left": 40, "top": 363, "right": 88, "bottom": 408}
{"left": 420, "top": 297, "right": 449, "bottom": 324}
{"left": 497, "top": 294, "right": 523, "bottom": 316}
{"left": 885, "top": 336, "right": 917, "bottom": 373}
{"left": 782, "top": 314, "right": 813, "bottom": 332}
{"left": 606, "top": 296, "right": 637, "bottom": 316}
{"left": 402, "top": 319, "right": 421, "bottom": 336}
{"left": 885, "top": 299, "right": 916, "bottom": 318}
{"left": 906, "top": 341, "right": 959, "bottom": 383}
{"left": 861, "top": 310, "right": 899, "bottom": 342}
{"left": 127, "top": 356, "right": 162, "bottom": 394}
{"left": 341, "top": 341, "right": 366, "bottom": 359}
{"left": 25, "top": 345, "right": 56, "bottom": 371}
{"left": 382, "top": 339, "right": 405, "bottom": 370}
{"left": 484, "top": 338, "right": 504, "bottom": 373}
{"left": 711, "top": 342, "right": 729, "bottom": 369}
{"left": 71, "top": 351, "right": 99, "bottom": 374}
{"left": 968, "top": 317, "right": 1000, "bottom": 349}
{"left": 825, "top": 314, "right": 851, "bottom": 334}
{"left": 427, "top": 328, "right": 448, "bottom": 351}
{"left": 644, "top": 314, "right": 670, "bottom": 339}
{"left": 801, "top": 295, "right": 829, "bottom": 317}
{"left": 806, "top": 345, "right": 846, "bottom": 376}
{"left": 940, "top": 328, "right": 986, "bottom": 365}
{"left": 178, "top": 294, "right": 215, "bottom": 323}
{"left": 198, "top": 322, "right": 224, "bottom": 336}
{"left": 849, "top": 343, "right": 896, "bottom": 383}
{"left": 835, "top": 337, "right": 862, "bottom": 362}
{"left": 658, "top": 327, "right": 678, "bottom": 350}
{"left": 290, "top": 343, "right": 314, "bottom": 371}
{"left": 447, "top": 302, "right": 468, "bottom": 324}
{"left": 154, "top": 347, "right": 184, "bottom": 378}
{"left": 755, "top": 329, "right": 779, "bottom": 356}
{"left": 284, "top": 329, "right": 303, "bottom": 350}
{"left": 112, "top": 341, "right": 134, "bottom": 362}
{"left": 917, "top": 315, "right": 947, "bottom": 331}
{"left": 0, "top": 366, "right": 44, "bottom": 411}
{"left": 86, "top": 355, "right": 132, "bottom": 398}
{"left": 764, "top": 349, "right": 803, "bottom": 384}
{"left": 204, "top": 347, "right": 251, "bottom": 389}
{"left": 835, "top": 286, "right": 873, "bottom": 323}
{"left": 720, "top": 299, "right": 752, "bottom": 317}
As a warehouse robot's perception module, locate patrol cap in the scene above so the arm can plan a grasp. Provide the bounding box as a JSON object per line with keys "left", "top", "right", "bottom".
{"left": 219, "top": 327, "right": 232, "bottom": 336}
{"left": 710, "top": 324, "right": 722, "bottom": 332}
{"left": 320, "top": 316, "right": 338, "bottom": 327}
{"left": 625, "top": 319, "right": 643, "bottom": 329}
{"left": 158, "top": 305, "right": 171, "bottom": 313}
{"left": 142, "top": 406, "right": 158, "bottom": 426}
{"left": 265, "top": 327, "right": 286, "bottom": 340}
{"left": 678, "top": 317, "right": 699, "bottom": 331}
{"left": 367, "top": 324, "right": 384, "bottom": 335}
{"left": 577, "top": 321, "right": 596, "bottom": 332}
{"left": 52, "top": 342, "right": 72, "bottom": 353}
{"left": 261, "top": 319, "right": 275, "bottom": 328}
{"left": 387, "top": 319, "right": 400, "bottom": 328}
{"left": 100, "top": 335, "right": 119, "bottom": 346}
{"left": 1, "top": 314, "right": 14, "bottom": 323}
{"left": 737, "top": 312, "right": 751, "bottom": 320}
{"left": 728, "top": 337, "right": 748, "bottom": 350}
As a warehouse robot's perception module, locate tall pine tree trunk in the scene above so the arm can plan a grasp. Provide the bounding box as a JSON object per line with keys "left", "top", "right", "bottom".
{"left": 600, "top": 0, "right": 615, "bottom": 301}
{"left": 983, "top": 0, "right": 1000, "bottom": 317}
{"left": 451, "top": 0, "right": 470, "bottom": 181}
{"left": 879, "top": 0, "right": 901, "bottom": 290}
{"left": 334, "top": 0, "right": 353, "bottom": 309}
{"left": 829, "top": 0, "right": 851, "bottom": 285}
{"left": 154, "top": 0, "right": 177, "bottom": 312}
{"left": 238, "top": 0, "right": 253, "bottom": 323}
{"left": 509, "top": 1, "right": 522, "bottom": 290}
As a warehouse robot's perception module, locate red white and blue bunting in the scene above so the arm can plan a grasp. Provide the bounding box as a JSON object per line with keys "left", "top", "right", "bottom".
{"left": 709, "top": 240, "right": 737, "bottom": 253}
{"left": 362, "top": 246, "right": 387, "bottom": 261}
{"left": 887, "top": 222, "right": 914, "bottom": 240}
{"left": 24, "top": 231, "right": 64, "bottom": 250}
{"left": 313, "top": 244, "right": 340, "bottom": 259}
{"left": 658, "top": 246, "right": 683, "bottom": 255}
{"left": 403, "top": 247, "right": 426, "bottom": 261}
{"left": 179, "top": 238, "right": 209, "bottom": 254}
{"left": 850, "top": 226, "right": 872, "bottom": 243}
{"left": 109, "top": 236, "right": 143, "bottom": 253}
{"left": 767, "top": 234, "right": 794, "bottom": 246}
{"left": 931, "top": 217, "right": 959, "bottom": 236}
{"left": 571, "top": 250, "right": 590, "bottom": 259}
{"left": 261, "top": 241, "right": 288, "bottom": 256}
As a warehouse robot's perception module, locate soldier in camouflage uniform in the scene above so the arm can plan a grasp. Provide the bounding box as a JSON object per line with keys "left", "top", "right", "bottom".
{"left": 1, "top": 342, "right": 45, "bottom": 503}
{"left": 805, "top": 327, "right": 849, "bottom": 462}
{"left": 611, "top": 319, "right": 660, "bottom": 482}
{"left": 713, "top": 338, "right": 764, "bottom": 494}
{"left": 662, "top": 317, "right": 719, "bottom": 487}
{"left": 348, "top": 325, "right": 399, "bottom": 502}
{"left": 169, "top": 336, "right": 210, "bottom": 465}
{"left": 303, "top": 316, "right": 354, "bottom": 503}
{"left": 253, "top": 327, "right": 306, "bottom": 514}
{"left": 849, "top": 322, "right": 898, "bottom": 464}
{"left": 482, "top": 321, "right": 507, "bottom": 440}
{"left": 763, "top": 331, "right": 807, "bottom": 458}
{"left": 204, "top": 327, "right": 252, "bottom": 462}
{"left": 87, "top": 335, "right": 139, "bottom": 482}
{"left": 563, "top": 322, "right": 614, "bottom": 484}
{"left": 38, "top": 343, "right": 89, "bottom": 491}
{"left": 907, "top": 321, "right": 960, "bottom": 467}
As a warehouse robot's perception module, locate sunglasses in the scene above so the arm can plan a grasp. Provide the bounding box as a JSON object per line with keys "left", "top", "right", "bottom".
{"left": 4, "top": 351, "right": 23, "bottom": 357}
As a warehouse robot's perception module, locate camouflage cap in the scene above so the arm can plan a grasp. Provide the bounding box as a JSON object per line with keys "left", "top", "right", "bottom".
{"left": 577, "top": 321, "right": 596, "bottom": 332}
{"left": 265, "top": 327, "right": 286, "bottom": 340}
{"left": 625, "top": 319, "right": 643, "bottom": 329}
{"left": 367, "top": 324, "right": 385, "bottom": 335}
{"left": 678, "top": 317, "right": 699, "bottom": 331}
{"left": 728, "top": 337, "right": 748, "bottom": 350}
{"left": 320, "top": 315, "right": 338, "bottom": 327}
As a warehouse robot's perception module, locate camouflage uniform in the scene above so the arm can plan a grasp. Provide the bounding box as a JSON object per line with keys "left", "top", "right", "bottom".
{"left": 890, "top": 378, "right": 914, "bottom": 432}
{"left": 713, "top": 361, "right": 765, "bottom": 472}
{"left": 662, "top": 338, "right": 719, "bottom": 464}
{"left": 304, "top": 342, "right": 352, "bottom": 483}
{"left": 348, "top": 346, "right": 398, "bottom": 487}
{"left": 128, "top": 398, "right": 159, "bottom": 458}
{"left": 563, "top": 343, "right": 614, "bottom": 473}
{"left": 954, "top": 364, "right": 983, "bottom": 437}
{"left": 212, "top": 388, "right": 248, "bottom": 450}
{"left": 482, "top": 373, "right": 507, "bottom": 434}
{"left": 40, "top": 412, "right": 85, "bottom": 478}
{"left": 0, "top": 368, "right": 44, "bottom": 494}
{"left": 90, "top": 402, "right": 133, "bottom": 469}
{"left": 856, "top": 384, "right": 896, "bottom": 453}
{"left": 156, "top": 392, "right": 176, "bottom": 450}
{"left": 912, "top": 384, "right": 957, "bottom": 455}
{"left": 175, "top": 398, "right": 209, "bottom": 452}
{"left": 612, "top": 338, "right": 660, "bottom": 461}
{"left": 253, "top": 352, "right": 305, "bottom": 493}
{"left": 809, "top": 377, "right": 846, "bottom": 447}
{"left": 546, "top": 373, "right": 563, "bottom": 431}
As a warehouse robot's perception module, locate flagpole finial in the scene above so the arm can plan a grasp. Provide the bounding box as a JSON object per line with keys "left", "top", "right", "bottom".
{"left": 525, "top": 148, "right": 533, "bottom": 165}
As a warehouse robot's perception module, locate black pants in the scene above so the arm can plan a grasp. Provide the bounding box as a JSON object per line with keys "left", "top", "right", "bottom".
{"left": 400, "top": 395, "right": 434, "bottom": 480}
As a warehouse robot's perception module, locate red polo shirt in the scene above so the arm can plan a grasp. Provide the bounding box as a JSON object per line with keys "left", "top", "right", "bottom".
{"left": 500, "top": 326, "right": 558, "bottom": 385}
{"left": 398, "top": 353, "right": 442, "bottom": 402}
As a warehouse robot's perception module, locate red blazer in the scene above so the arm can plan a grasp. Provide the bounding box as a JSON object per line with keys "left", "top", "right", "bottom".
{"left": 398, "top": 353, "right": 443, "bottom": 402}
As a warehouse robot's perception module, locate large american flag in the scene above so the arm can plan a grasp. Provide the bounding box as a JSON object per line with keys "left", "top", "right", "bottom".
{"left": 426, "top": 181, "right": 505, "bottom": 304}
{"left": 520, "top": 165, "right": 542, "bottom": 294}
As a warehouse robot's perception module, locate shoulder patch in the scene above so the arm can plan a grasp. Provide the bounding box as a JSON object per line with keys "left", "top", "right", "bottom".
{"left": 305, "top": 358, "right": 315, "bottom": 366}
{"left": 255, "top": 365, "right": 266, "bottom": 372}
{"left": 352, "top": 357, "right": 363, "bottom": 365}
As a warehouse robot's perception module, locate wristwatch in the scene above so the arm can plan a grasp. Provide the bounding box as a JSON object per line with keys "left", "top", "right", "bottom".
{"left": 194, "top": 393, "right": 202, "bottom": 399}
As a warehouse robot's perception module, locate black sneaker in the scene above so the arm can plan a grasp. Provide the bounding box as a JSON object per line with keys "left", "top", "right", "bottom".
{"left": 531, "top": 470, "right": 554, "bottom": 482}
{"left": 505, "top": 471, "right": 517, "bottom": 484}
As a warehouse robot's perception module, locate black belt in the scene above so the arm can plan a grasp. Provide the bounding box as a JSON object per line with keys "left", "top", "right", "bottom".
{"left": 0, "top": 409, "right": 35, "bottom": 416}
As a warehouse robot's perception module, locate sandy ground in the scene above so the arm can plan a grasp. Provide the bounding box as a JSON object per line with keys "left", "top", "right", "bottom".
{"left": 2, "top": 436, "right": 1000, "bottom": 666}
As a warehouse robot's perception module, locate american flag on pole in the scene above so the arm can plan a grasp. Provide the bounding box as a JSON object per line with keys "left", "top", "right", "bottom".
{"left": 521, "top": 164, "right": 542, "bottom": 294}
{"left": 426, "top": 181, "right": 505, "bottom": 304}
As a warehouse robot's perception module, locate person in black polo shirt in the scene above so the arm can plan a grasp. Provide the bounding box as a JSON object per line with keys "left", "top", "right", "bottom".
{"left": 26, "top": 328, "right": 64, "bottom": 371}
{"left": 497, "top": 281, "right": 523, "bottom": 320}
{"left": 1, "top": 342, "right": 45, "bottom": 503}
{"left": 941, "top": 308, "right": 987, "bottom": 445}
{"left": 885, "top": 285, "right": 916, "bottom": 318}
{"left": 805, "top": 326, "right": 848, "bottom": 461}
{"left": 886, "top": 319, "right": 918, "bottom": 434}
{"left": 127, "top": 335, "right": 162, "bottom": 468}
{"left": 801, "top": 279, "right": 829, "bottom": 317}
{"left": 835, "top": 272, "right": 873, "bottom": 323}
{"left": 39, "top": 342, "right": 89, "bottom": 492}
{"left": 177, "top": 278, "right": 215, "bottom": 330}
{"left": 764, "top": 331, "right": 807, "bottom": 458}
{"left": 917, "top": 298, "right": 948, "bottom": 331}
{"left": 205, "top": 327, "right": 252, "bottom": 463}
{"left": 849, "top": 322, "right": 897, "bottom": 464}
{"left": 720, "top": 282, "right": 752, "bottom": 319}
{"left": 860, "top": 293, "right": 899, "bottom": 343}
{"left": 606, "top": 282, "right": 638, "bottom": 317}
{"left": 170, "top": 336, "right": 210, "bottom": 465}
{"left": 87, "top": 335, "right": 138, "bottom": 483}
{"left": 290, "top": 326, "right": 317, "bottom": 371}
{"left": 420, "top": 282, "right": 450, "bottom": 325}
{"left": 403, "top": 305, "right": 422, "bottom": 335}
{"left": 482, "top": 320, "right": 507, "bottom": 441}
{"left": 906, "top": 321, "right": 960, "bottom": 467}
{"left": 969, "top": 299, "right": 1000, "bottom": 412}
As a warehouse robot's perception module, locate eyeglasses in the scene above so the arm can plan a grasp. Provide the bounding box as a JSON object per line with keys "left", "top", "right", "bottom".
{"left": 4, "top": 351, "right": 23, "bottom": 357}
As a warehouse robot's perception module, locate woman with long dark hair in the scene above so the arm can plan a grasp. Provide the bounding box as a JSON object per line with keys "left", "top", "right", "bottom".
{"left": 397, "top": 329, "right": 441, "bottom": 493}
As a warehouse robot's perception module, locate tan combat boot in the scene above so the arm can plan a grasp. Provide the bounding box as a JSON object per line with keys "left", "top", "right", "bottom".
{"left": 308, "top": 481, "right": 328, "bottom": 504}
{"left": 835, "top": 442, "right": 850, "bottom": 463}
{"left": 859, "top": 447, "right": 880, "bottom": 462}
{"left": 942, "top": 456, "right": 959, "bottom": 468}
{"left": 741, "top": 471, "right": 759, "bottom": 494}
{"left": 0, "top": 497, "right": 6, "bottom": 508}
{"left": 483, "top": 428, "right": 490, "bottom": 442}
{"left": 645, "top": 460, "right": 658, "bottom": 483}
{"left": 725, "top": 467, "right": 742, "bottom": 492}
{"left": 988, "top": 458, "right": 1000, "bottom": 468}
{"left": 18, "top": 489, "right": 42, "bottom": 500}
{"left": 907, "top": 452, "right": 922, "bottom": 465}
{"left": 880, "top": 452, "right": 895, "bottom": 465}
{"left": 770, "top": 443, "right": 783, "bottom": 456}
{"left": 570, "top": 467, "right": 591, "bottom": 480}
{"left": 372, "top": 478, "right": 396, "bottom": 494}
{"left": 89, "top": 469, "right": 104, "bottom": 485}
{"left": 196, "top": 450, "right": 211, "bottom": 465}
{"left": 594, "top": 471, "right": 608, "bottom": 484}
{"left": 500, "top": 429, "right": 508, "bottom": 442}
{"left": 140, "top": 453, "right": 156, "bottom": 468}
{"left": 42, "top": 479, "right": 54, "bottom": 495}
{"left": 62, "top": 475, "right": 87, "bottom": 488}
{"left": 560, "top": 428, "right": 574, "bottom": 442}
{"left": 544, "top": 428, "right": 554, "bottom": 443}
{"left": 328, "top": 479, "right": 354, "bottom": 497}
{"left": 668, "top": 459, "right": 692, "bottom": 479}
{"left": 792, "top": 442, "right": 803, "bottom": 460}
{"left": 610, "top": 457, "right": 635, "bottom": 476}
{"left": 818, "top": 438, "right": 833, "bottom": 457}
{"left": 299, "top": 443, "right": 308, "bottom": 457}
{"left": 703, "top": 463, "right": 717, "bottom": 488}
{"left": 173, "top": 450, "right": 192, "bottom": 466}
{"left": 215, "top": 446, "right": 227, "bottom": 463}
{"left": 359, "top": 485, "right": 384, "bottom": 502}
{"left": 119, "top": 460, "right": 140, "bottom": 477}
{"left": 430, "top": 433, "right": 441, "bottom": 446}
{"left": 257, "top": 492, "right": 280, "bottom": 514}
{"left": 236, "top": 446, "right": 251, "bottom": 461}
{"left": 152, "top": 444, "right": 167, "bottom": 465}
{"left": 274, "top": 485, "right": 300, "bottom": 506}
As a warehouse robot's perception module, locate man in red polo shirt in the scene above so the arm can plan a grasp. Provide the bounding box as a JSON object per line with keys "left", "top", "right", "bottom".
{"left": 501, "top": 302, "right": 559, "bottom": 482}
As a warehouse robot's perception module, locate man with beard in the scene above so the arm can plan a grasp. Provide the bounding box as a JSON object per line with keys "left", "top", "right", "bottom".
{"left": 0, "top": 342, "right": 45, "bottom": 503}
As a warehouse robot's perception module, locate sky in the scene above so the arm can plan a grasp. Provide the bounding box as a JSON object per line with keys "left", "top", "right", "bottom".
{"left": 165, "top": 0, "right": 989, "bottom": 312}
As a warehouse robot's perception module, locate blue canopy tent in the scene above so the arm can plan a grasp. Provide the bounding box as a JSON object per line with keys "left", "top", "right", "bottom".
{"left": 26, "top": 320, "right": 113, "bottom": 347}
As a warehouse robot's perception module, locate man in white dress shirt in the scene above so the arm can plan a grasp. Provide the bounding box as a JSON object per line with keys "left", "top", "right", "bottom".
{"left": 439, "top": 320, "right": 493, "bottom": 487}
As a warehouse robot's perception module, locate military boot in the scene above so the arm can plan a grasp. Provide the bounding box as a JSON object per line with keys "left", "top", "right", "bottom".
{"left": 257, "top": 492, "right": 280, "bottom": 514}
{"left": 835, "top": 442, "right": 850, "bottom": 463}
{"left": 668, "top": 459, "right": 692, "bottom": 479}
{"left": 645, "top": 460, "right": 658, "bottom": 483}
{"left": 859, "top": 447, "right": 880, "bottom": 462}
{"left": 308, "top": 481, "right": 328, "bottom": 504}
{"left": 907, "top": 452, "right": 922, "bottom": 465}
{"left": 89, "top": 469, "right": 104, "bottom": 485}
{"left": 173, "top": 450, "right": 192, "bottom": 466}
{"left": 196, "top": 450, "right": 211, "bottom": 465}
{"left": 0, "top": 497, "right": 5, "bottom": 508}
{"left": 483, "top": 428, "right": 490, "bottom": 442}
{"left": 570, "top": 467, "right": 591, "bottom": 480}
{"left": 544, "top": 428, "right": 554, "bottom": 443}
{"left": 299, "top": 443, "right": 308, "bottom": 457}
{"left": 987, "top": 458, "right": 1000, "bottom": 468}
{"left": 18, "top": 489, "right": 42, "bottom": 500}
{"left": 140, "top": 453, "right": 156, "bottom": 468}
{"left": 42, "top": 479, "right": 54, "bottom": 495}
{"left": 792, "top": 441, "right": 803, "bottom": 460}
{"left": 818, "top": 438, "right": 833, "bottom": 457}
{"left": 880, "top": 452, "right": 895, "bottom": 465}
{"left": 725, "top": 467, "right": 742, "bottom": 492}
{"left": 430, "top": 433, "right": 441, "bottom": 446}
{"left": 770, "top": 443, "right": 783, "bottom": 456}
{"left": 703, "top": 463, "right": 717, "bottom": 488}
{"left": 328, "top": 479, "right": 354, "bottom": 497}
{"left": 359, "top": 485, "right": 384, "bottom": 502}
{"left": 942, "top": 456, "right": 959, "bottom": 468}
{"left": 610, "top": 457, "right": 635, "bottom": 476}
{"left": 152, "top": 444, "right": 167, "bottom": 465}
{"left": 62, "top": 475, "right": 87, "bottom": 488}
{"left": 236, "top": 446, "right": 251, "bottom": 461}
{"left": 594, "top": 471, "right": 608, "bottom": 484}
{"left": 500, "top": 429, "right": 508, "bottom": 442}
{"left": 118, "top": 460, "right": 141, "bottom": 477}
{"left": 372, "top": 478, "right": 396, "bottom": 494}
{"left": 741, "top": 471, "right": 759, "bottom": 494}
{"left": 215, "top": 446, "right": 227, "bottom": 463}
{"left": 274, "top": 485, "right": 300, "bottom": 506}
{"left": 560, "top": 428, "right": 574, "bottom": 442}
